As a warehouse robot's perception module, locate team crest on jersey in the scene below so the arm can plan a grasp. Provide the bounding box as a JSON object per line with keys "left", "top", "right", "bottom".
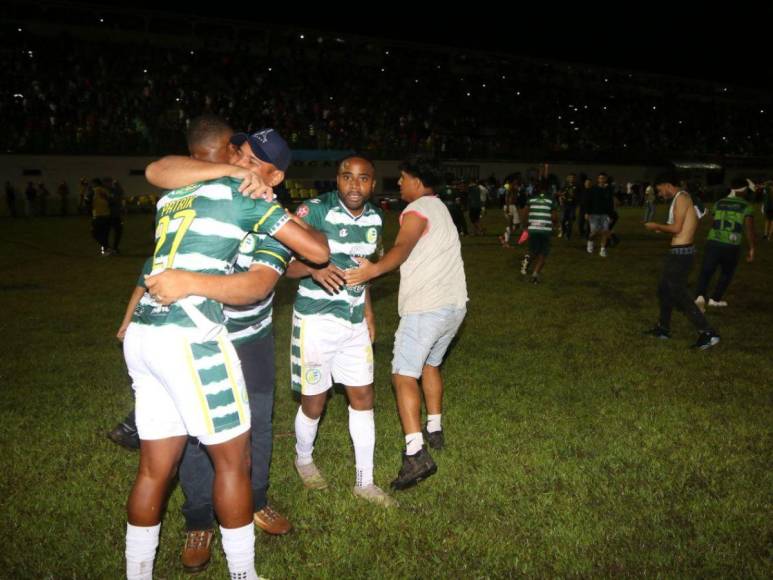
{"left": 305, "top": 367, "right": 322, "bottom": 385}
{"left": 239, "top": 235, "right": 257, "bottom": 254}
{"left": 366, "top": 227, "right": 378, "bottom": 244}
{"left": 339, "top": 228, "right": 348, "bottom": 237}
{"left": 166, "top": 183, "right": 201, "bottom": 199}
{"left": 296, "top": 205, "right": 309, "bottom": 218}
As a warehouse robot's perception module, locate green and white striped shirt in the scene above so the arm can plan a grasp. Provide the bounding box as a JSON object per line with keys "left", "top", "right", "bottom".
{"left": 293, "top": 191, "right": 382, "bottom": 325}
{"left": 132, "top": 178, "right": 289, "bottom": 338}
{"left": 527, "top": 193, "right": 556, "bottom": 234}
{"left": 224, "top": 233, "right": 292, "bottom": 346}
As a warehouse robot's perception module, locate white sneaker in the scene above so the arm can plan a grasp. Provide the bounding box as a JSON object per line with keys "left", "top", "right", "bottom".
{"left": 708, "top": 299, "right": 728, "bottom": 307}
{"left": 294, "top": 458, "right": 328, "bottom": 490}
{"left": 353, "top": 484, "right": 398, "bottom": 507}
{"left": 586, "top": 240, "right": 594, "bottom": 254}
{"left": 695, "top": 295, "right": 706, "bottom": 312}
{"left": 599, "top": 246, "right": 607, "bottom": 257}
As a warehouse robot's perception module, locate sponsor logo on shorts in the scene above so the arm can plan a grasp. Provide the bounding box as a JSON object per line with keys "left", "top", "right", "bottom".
{"left": 366, "top": 227, "right": 378, "bottom": 243}
{"left": 305, "top": 367, "right": 322, "bottom": 385}
{"left": 296, "top": 205, "right": 309, "bottom": 218}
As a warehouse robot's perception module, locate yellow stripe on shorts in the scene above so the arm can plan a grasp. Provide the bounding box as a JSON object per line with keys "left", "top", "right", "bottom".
{"left": 185, "top": 339, "right": 215, "bottom": 436}
{"left": 299, "top": 316, "right": 308, "bottom": 396}
{"left": 217, "top": 336, "right": 247, "bottom": 424}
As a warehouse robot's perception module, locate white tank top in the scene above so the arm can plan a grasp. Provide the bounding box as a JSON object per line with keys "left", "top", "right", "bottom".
{"left": 398, "top": 196, "right": 468, "bottom": 315}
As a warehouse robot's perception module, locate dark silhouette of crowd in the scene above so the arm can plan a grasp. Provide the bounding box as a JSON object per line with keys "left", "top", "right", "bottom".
{"left": 2, "top": 6, "right": 772, "bottom": 161}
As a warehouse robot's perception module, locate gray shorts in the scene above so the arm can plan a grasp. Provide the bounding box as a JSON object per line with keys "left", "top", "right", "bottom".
{"left": 392, "top": 306, "right": 466, "bottom": 378}
{"left": 588, "top": 214, "right": 611, "bottom": 235}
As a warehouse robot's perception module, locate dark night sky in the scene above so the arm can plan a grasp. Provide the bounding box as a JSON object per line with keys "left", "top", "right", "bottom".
{"left": 85, "top": 2, "right": 773, "bottom": 88}
{"left": 264, "top": 5, "right": 772, "bottom": 88}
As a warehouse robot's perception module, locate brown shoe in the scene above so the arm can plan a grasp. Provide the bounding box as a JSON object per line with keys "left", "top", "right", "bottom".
{"left": 181, "top": 529, "right": 214, "bottom": 574}
{"left": 254, "top": 505, "right": 292, "bottom": 535}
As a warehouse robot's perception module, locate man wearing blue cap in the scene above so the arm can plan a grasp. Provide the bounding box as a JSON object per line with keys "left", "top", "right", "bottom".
{"left": 133, "top": 119, "right": 322, "bottom": 573}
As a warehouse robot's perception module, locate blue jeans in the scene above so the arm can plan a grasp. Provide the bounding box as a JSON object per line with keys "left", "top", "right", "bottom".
{"left": 179, "top": 333, "right": 276, "bottom": 530}
{"left": 392, "top": 306, "right": 466, "bottom": 378}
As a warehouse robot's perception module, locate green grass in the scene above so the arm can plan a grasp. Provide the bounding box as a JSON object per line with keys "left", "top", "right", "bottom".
{"left": 0, "top": 208, "right": 771, "bottom": 578}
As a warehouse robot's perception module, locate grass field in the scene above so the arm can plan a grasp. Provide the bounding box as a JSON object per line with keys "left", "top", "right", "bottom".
{"left": 0, "top": 207, "right": 771, "bottom": 579}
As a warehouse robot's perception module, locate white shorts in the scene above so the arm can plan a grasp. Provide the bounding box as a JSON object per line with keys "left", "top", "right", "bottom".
{"left": 506, "top": 205, "right": 520, "bottom": 225}
{"left": 290, "top": 313, "right": 374, "bottom": 396}
{"left": 124, "top": 323, "right": 251, "bottom": 446}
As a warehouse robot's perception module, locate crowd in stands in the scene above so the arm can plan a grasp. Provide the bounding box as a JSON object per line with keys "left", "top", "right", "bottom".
{"left": 1, "top": 8, "right": 772, "bottom": 161}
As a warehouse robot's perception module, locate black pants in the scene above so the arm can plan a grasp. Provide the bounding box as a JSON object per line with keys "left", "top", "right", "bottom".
{"left": 179, "top": 333, "right": 277, "bottom": 530}
{"left": 91, "top": 216, "right": 110, "bottom": 248}
{"left": 578, "top": 211, "right": 588, "bottom": 238}
{"left": 451, "top": 207, "right": 468, "bottom": 235}
{"left": 561, "top": 206, "right": 576, "bottom": 239}
{"left": 658, "top": 251, "right": 712, "bottom": 333}
{"left": 695, "top": 241, "right": 740, "bottom": 301}
{"left": 109, "top": 216, "right": 123, "bottom": 250}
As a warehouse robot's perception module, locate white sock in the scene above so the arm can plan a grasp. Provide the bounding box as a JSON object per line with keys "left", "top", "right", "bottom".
{"left": 126, "top": 523, "right": 160, "bottom": 580}
{"left": 405, "top": 432, "right": 424, "bottom": 456}
{"left": 426, "top": 414, "right": 442, "bottom": 433}
{"left": 348, "top": 406, "right": 375, "bottom": 487}
{"left": 503, "top": 228, "right": 510, "bottom": 243}
{"left": 295, "top": 407, "right": 319, "bottom": 466}
{"left": 220, "top": 523, "right": 258, "bottom": 580}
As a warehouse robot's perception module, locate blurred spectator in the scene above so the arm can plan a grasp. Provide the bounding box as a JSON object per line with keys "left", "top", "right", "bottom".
{"left": 24, "top": 182, "right": 37, "bottom": 217}
{"left": 91, "top": 178, "right": 111, "bottom": 255}
{"left": 78, "top": 178, "right": 91, "bottom": 215}
{"left": 57, "top": 180, "right": 70, "bottom": 216}
{"left": 108, "top": 179, "right": 126, "bottom": 254}
{"left": 643, "top": 182, "right": 656, "bottom": 222}
{"left": 38, "top": 182, "right": 50, "bottom": 216}
{"left": 5, "top": 181, "right": 17, "bottom": 218}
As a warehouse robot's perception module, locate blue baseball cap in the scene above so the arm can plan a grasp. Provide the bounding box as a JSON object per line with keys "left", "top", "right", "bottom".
{"left": 230, "top": 128, "right": 291, "bottom": 172}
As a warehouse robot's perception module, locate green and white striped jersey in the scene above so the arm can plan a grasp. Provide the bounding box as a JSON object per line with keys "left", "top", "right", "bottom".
{"left": 293, "top": 191, "right": 382, "bottom": 325}
{"left": 136, "top": 257, "right": 153, "bottom": 288}
{"left": 132, "top": 177, "right": 289, "bottom": 337}
{"left": 527, "top": 193, "right": 556, "bottom": 234}
{"left": 224, "top": 233, "right": 292, "bottom": 346}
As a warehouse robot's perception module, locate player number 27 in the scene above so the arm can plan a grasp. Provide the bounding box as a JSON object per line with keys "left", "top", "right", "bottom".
{"left": 154, "top": 209, "right": 196, "bottom": 268}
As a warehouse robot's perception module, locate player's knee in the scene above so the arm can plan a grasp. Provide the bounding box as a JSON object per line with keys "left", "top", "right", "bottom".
{"left": 136, "top": 463, "right": 178, "bottom": 486}
{"left": 301, "top": 393, "right": 327, "bottom": 419}
{"left": 347, "top": 386, "right": 374, "bottom": 410}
